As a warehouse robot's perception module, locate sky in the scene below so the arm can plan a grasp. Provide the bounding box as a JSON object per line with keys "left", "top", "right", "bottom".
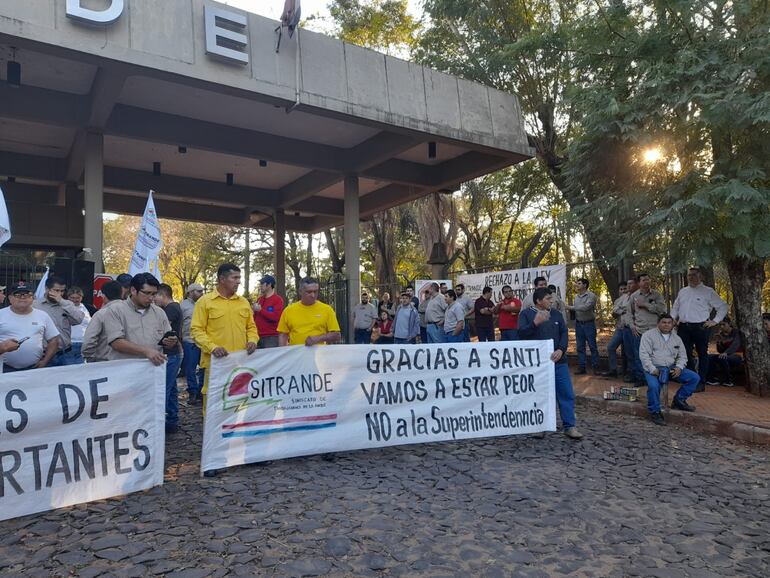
{"left": 223, "top": 0, "right": 422, "bottom": 32}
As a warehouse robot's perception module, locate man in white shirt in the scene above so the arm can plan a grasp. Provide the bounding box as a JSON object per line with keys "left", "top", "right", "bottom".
{"left": 670, "top": 267, "right": 728, "bottom": 389}
{"left": 0, "top": 283, "right": 60, "bottom": 372}
{"left": 639, "top": 314, "right": 700, "bottom": 426}
{"left": 66, "top": 286, "right": 91, "bottom": 364}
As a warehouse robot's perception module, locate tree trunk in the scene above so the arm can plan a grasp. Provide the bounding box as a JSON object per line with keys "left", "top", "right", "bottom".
{"left": 727, "top": 256, "right": 770, "bottom": 396}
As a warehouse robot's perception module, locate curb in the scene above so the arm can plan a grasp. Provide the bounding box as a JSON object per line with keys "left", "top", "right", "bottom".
{"left": 576, "top": 395, "right": 770, "bottom": 446}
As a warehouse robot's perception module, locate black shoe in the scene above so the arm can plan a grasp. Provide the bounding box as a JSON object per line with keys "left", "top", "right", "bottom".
{"left": 694, "top": 384, "right": 706, "bottom": 393}
{"left": 650, "top": 412, "right": 665, "bottom": 426}
{"left": 600, "top": 370, "right": 619, "bottom": 378}
{"left": 203, "top": 469, "right": 220, "bottom": 478}
{"left": 165, "top": 424, "right": 178, "bottom": 434}
{"left": 671, "top": 398, "right": 696, "bottom": 412}
{"left": 576, "top": 368, "right": 588, "bottom": 375}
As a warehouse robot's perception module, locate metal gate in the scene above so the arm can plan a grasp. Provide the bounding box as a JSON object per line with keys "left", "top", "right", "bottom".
{"left": 319, "top": 274, "right": 349, "bottom": 343}
{"left": 0, "top": 251, "right": 50, "bottom": 293}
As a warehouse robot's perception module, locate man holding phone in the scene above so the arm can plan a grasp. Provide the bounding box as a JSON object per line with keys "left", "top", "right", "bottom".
{"left": 0, "top": 282, "right": 60, "bottom": 372}
{"left": 102, "top": 273, "right": 176, "bottom": 366}
{"left": 155, "top": 284, "right": 184, "bottom": 434}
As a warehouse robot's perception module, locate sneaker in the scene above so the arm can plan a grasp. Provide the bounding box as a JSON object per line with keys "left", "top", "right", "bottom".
{"left": 722, "top": 381, "right": 735, "bottom": 388}
{"left": 650, "top": 412, "right": 665, "bottom": 426}
{"left": 671, "top": 397, "right": 696, "bottom": 412}
{"left": 600, "top": 370, "right": 619, "bottom": 378}
{"left": 705, "top": 379, "right": 720, "bottom": 386}
{"left": 564, "top": 427, "right": 584, "bottom": 440}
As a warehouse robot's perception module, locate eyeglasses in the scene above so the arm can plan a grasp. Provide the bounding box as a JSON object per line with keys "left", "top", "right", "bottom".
{"left": 138, "top": 289, "right": 158, "bottom": 297}
{"left": 11, "top": 293, "right": 33, "bottom": 299}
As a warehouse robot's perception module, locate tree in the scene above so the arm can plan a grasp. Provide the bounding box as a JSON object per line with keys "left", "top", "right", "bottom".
{"left": 416, "top": 0, "right": 627, "bottom": 297}
{"left": 328, "top": 0, "right": 419, "bottom": 54}
{"left": 566, "top": 0, "right": 770, "bottom": 394}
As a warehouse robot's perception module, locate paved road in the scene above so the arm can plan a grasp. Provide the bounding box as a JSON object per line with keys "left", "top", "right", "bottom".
{"left": 1, "top": 398, "right": 769, "bottom": 578}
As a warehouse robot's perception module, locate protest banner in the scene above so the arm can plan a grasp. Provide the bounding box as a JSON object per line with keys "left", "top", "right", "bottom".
{"left": 456, "top": 264, "right": 567, "bottom": 302}
{"left": 201, "top": 341, "right": 556, "bottom": 473}
{"left": 0, "top": 360, "right": 166, "bottom": 521}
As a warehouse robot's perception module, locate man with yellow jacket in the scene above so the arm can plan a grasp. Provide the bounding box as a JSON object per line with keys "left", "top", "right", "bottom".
{"left": 191, "top": 263, "right": 258, "bottom": 402}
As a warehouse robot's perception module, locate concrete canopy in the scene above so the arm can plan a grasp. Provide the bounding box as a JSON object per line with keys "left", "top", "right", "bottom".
{"left": 0, "top": 0, "right": 532, "bottom": 248}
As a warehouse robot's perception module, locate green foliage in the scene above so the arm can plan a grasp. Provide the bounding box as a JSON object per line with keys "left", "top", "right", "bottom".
{"left": 328, "top": 0, "right": 419, "bottom": 53}
{"left": 566, "top": 0, "right": 770, "bottom": 268}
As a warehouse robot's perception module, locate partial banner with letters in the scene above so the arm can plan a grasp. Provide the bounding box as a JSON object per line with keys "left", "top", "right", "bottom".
{"left": 201, "top": 342, "right": 556, "bottom": 473}
{"left": 0, "top": 360, "right": 166, "bottom": 521}
{"left": 457, "top": 264, "right": 567, "bottom": 302}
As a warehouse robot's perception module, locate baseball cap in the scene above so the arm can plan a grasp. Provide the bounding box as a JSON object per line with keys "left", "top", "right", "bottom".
{"left": 9, "top": 282, "right": 32, "bottom": 295}
{"left": 116, "top": 273, "right": 133, "bottom": 288}
{"left": 259, "top": 275, "right": 276, "bottom": 287}
{"left": 186, "top": 283, "right": 204, "bottom": 293}
{"left": 0, "top": 285, "right": 6, "bottom": 291}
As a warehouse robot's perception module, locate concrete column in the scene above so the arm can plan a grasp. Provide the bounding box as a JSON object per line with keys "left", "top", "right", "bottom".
{"left": 344, "top": 174, "right": 360, "bottom": 342}
{"left": 274, "top": 209, "right": 286, "bottom": 298}
{"left": 84, "top": 131, "right": 104, "bottom": 273}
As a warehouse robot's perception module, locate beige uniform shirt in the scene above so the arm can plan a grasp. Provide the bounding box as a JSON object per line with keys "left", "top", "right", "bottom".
{"left": 573, "top": 291, "right": 597, "bottom": 322}
{"left": 81, "top": 300, "right": 120, "bottom": 363}
{"left": 630, "top": 289, "right": 666, "bottom": 333}
{"left": 424, "top": 293, "right": 448, "bottom": 324}
{"left": 639, "top": 328, "right": 687, "bottom": 374}
{"left": 33, "top": 298, "right": 85, "bottom": 351}
{"left": 102, "top": 299, "right": 171, "bottom": 361}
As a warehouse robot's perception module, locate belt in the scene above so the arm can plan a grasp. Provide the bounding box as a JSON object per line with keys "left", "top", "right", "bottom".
{"left": 679, "top": 321, "right": 707, "bottom": 326}
{"left": 575, "top": 319, "right": 595, "bottom": 324}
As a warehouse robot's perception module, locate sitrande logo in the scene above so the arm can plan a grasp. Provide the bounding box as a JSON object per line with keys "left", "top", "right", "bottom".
{"left": 222, "top": 367, "right": 279, "bottom": 411}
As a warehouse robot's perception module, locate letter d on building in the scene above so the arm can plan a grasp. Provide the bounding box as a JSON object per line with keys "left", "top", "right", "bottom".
{"left": 66, "top": 0, "right": 125, "bottom": 25}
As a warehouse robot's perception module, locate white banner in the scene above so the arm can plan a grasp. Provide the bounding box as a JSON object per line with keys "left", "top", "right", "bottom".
{"left": 0, "top": 360, "right": 166, "bottom": 521}
{"left": 457, "top": 264, "right": 567, "bottom": 302}
{"left": 0, "top": 185, "right": 11, "bottom": 247}
{"left": 201, "top": 342, "right": 556, "bottom": 473}
{"left": 128, "top": 190, "right": 162, "bottom": 280}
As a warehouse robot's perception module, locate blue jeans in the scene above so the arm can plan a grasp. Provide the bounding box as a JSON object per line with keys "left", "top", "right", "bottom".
{"left": 606, "top": 328, "right": 624, "bottom": 372}
{"left": 554, "top": 363, "right": 576, "bottom": 429}
{"left": 476, "top": 326, "right": 495, "bottom": 342}
{"left": 500, "top": 329, "right": 518, "bottom": 341}
{"left": 445, "top": 332, "right": 463, "bottom": 343}
{"left": 165, "top": 353, "right": 183, "bottom": 427}
{"left": 426, "top": 323, "right": 446, "bottom": 343}
{"left": 627, "top": 330, "right": 645, "bottom": 380}
{"left": 354, "top": 328, "right": 372, "bottom": 344}
{"left": 182, "top": 341, "right": 204, "bottom": 396}
{"left": 621, "top": 327, "right": 639, "bottom": 377}
{"left": 420, "top": 326, "right": 428, "bottom": 344}
{"left": 575, "top": 320, "right": 599, "bottom": 370}
{"left": 48, "top": 347, "right": 82, "bottom": 367}
{"left": 394, "top": 337, "right": 416, "bottom": 344}
{"left": 643, "top": 366, "right": 699, "bottom": 414}
{"left": 462, "top": 324, "right": 470, "bottom": 342}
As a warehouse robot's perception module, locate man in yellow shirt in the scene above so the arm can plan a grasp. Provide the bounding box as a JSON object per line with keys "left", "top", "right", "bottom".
{"left": 191, "top": 263, "right": 259, "bottom": 399}
{"left": 278, "top": 277, "right": 341, "bottom": 346}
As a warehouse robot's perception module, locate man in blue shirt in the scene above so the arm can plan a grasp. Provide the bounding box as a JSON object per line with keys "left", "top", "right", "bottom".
{"left": 519, "top": 287, "right": 584, "bottom": 440}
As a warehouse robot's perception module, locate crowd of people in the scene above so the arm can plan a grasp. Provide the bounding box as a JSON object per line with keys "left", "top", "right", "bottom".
{"left": 0, "top": 264, "right": 767, "bottom": 440}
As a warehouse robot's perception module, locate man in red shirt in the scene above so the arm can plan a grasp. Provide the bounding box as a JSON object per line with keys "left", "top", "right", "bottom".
{"left": 495, "top": 284, "right": 522, "bottom": 341}
{"left": 252, "top": 275, "right": 284, "bottom": 348}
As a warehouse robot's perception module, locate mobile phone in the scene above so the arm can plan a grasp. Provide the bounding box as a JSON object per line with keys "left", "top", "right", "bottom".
{"left": 16, "top": 336, "right": 30, "bottom": 345}
{"left": 158, "top": 331, "right": 178, "bottom": 346}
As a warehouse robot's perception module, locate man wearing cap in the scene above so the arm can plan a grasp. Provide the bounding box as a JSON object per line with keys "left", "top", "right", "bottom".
{"left": 34, "top": 275, "right": 85, "bottom": 367}
{"left": 180, "top": 282, "right": 205, "bottom": 403}
{"left": 253, "top": 274, "right": 284, "bottom": 349}
{"left": 0, "top": 283, "right": 60, "bottom": 372}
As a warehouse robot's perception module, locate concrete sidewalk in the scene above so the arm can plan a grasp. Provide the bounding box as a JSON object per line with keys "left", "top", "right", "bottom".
{"left": 571, "top": 369, "right": 770, "bottom": 445}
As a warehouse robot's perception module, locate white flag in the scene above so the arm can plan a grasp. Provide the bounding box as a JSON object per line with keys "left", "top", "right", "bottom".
{"left": 128, "top": 191, "right": 162, "bottom": 281}
{"left": 35, "top": 268, "right": 50, "bottom": 300}
{"left": 0, "top": 185, "right": 11, "bottom": 247}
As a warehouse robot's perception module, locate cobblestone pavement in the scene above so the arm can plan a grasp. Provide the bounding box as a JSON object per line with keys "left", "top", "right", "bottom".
{"left": 2, "top": 398, "right": 769, "bottom": 578}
